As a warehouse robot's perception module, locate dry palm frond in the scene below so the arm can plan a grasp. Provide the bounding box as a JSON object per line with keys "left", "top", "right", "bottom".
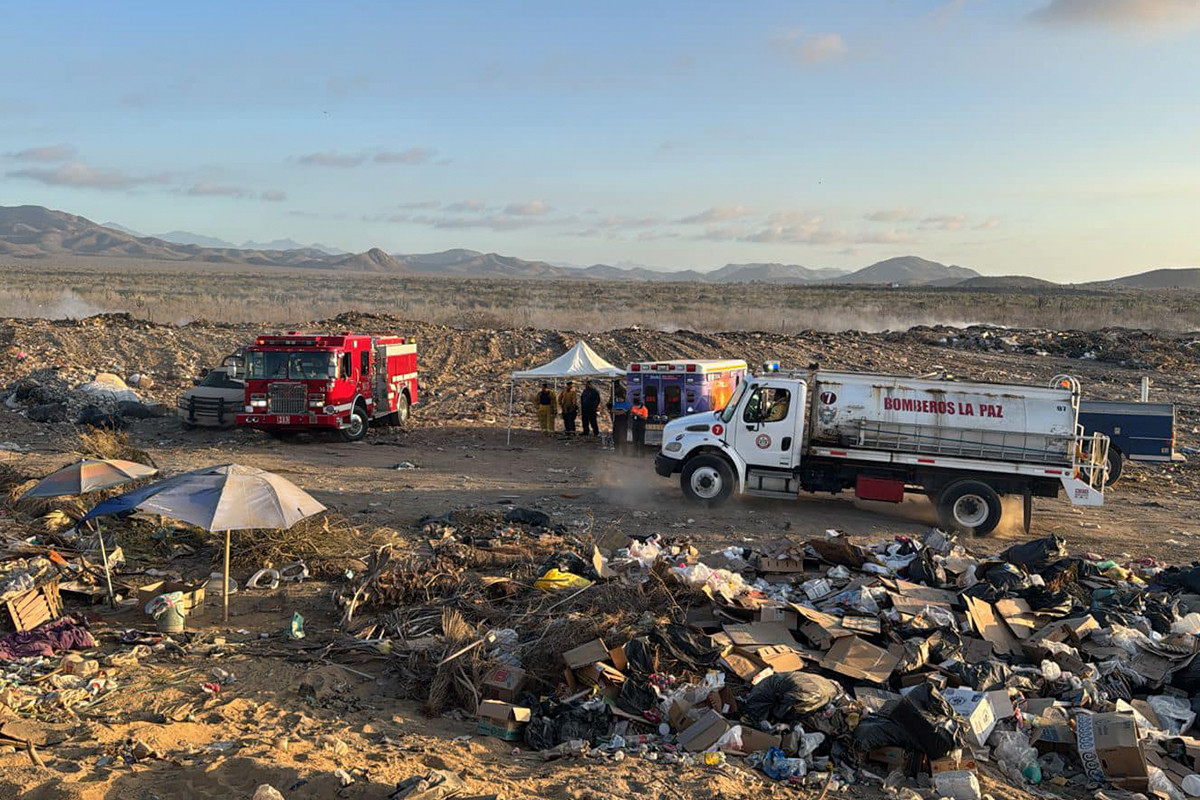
{"left": 75, "top": 429, "right": 156, "bottom": 467}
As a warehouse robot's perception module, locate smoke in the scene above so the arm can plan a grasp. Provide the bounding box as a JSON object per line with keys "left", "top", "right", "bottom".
{"left": 0, "top": 288, "right": 116, "bottom": 320}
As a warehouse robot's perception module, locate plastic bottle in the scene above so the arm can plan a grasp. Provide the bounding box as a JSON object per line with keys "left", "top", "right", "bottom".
{"left": 1181, "top": 773, "right": 1200, "bottom": 797}
{"left": 932, "top": 770, "right": 981, "bottom": 800}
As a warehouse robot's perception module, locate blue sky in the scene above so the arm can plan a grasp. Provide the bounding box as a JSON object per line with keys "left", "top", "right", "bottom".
{"left": 2, "top": 0, "right": 1198, "bottom": 279}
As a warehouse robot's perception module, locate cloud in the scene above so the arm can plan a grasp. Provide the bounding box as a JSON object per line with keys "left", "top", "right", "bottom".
{"left": 7, "top": 143, "right": 76, "bottom": 162}
{"left": 326, "top": 75, "right": 370, "bottom": 96}
{"left": 261, "top": 189, "right": 287, "bottom": 202}
{"left": 597, "top": 214, "right": 662, "bottom": 229}
{"left": 503, "top": 200, "right": 551, "bottom": 216}
{"left": 865, "top": 207, "right": 917, "bottom": 223}
{"left": 413, "top": 213, "right": 564, "bottom": 232}
{"left": 678, "top": 205, "right": 754, "bottom": 224}
{"left": 771, "top": 29, "right": 848, "bottom": 65}
{"left": 974, "top": 217, "right": 1001, "bottom": 230}
{"left": 919, "top": 213, "right": 968, "bottom": 231}
{"left": 398, "top": 200, "right": 441, "bottom": 209}
{"left": 7, "top": 162, "right": 168, "bottom": 190}
{"left": 695, "top": 210, "right": 919, "bottom": 246}
{"left": 374, "top": 146, "right": 437, "bottom": 164}
{"left": 186, "top": 182, "right": 250, "bottom": 199}
{"left": 296, "top": 151, "right": 366, "bottom": 168}
{"left": 444, "top": 199, "right": 487, "bottom": 213}
{"left": 1030, "top": 0, "right": 1200, "bottom": 29}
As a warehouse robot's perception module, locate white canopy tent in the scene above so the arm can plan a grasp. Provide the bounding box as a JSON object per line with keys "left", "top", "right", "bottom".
{"left": 507, "top": 341, "right": 626, "bottom": 444}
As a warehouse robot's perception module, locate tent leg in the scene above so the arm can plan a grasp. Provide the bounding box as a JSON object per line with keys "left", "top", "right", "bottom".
{"left": 223, "top": 530, "right": 231, "bottom": 623}
{"left": 506, "top": 381, "right": 514, "bottom": 446}
{"left": 92, "top": 521, "right": 115, "bottom": 608}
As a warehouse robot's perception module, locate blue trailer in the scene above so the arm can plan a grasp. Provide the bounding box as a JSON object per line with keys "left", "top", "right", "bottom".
{"left": 1078, "top": 400, "right": 1183, "bottom": 485}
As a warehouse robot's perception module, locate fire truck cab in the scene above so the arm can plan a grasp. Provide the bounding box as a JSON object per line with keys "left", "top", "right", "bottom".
{"left": 236, "top": 332, "right": 417, "bottom": 441}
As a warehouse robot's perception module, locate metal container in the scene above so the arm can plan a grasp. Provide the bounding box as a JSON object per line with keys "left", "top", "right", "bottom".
{"left": 809, "top": 371, "right": 1079, "bottom": 465}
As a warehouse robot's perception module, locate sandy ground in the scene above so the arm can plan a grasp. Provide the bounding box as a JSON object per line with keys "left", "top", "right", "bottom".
{"left": 1, "top": 405, "right": 1197, "bottom": 799}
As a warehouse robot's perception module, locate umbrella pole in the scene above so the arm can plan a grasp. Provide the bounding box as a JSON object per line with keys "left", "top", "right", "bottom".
{"left": 91, "top": 520, "right": 116, "bottom": 608}
{"left": 506, "top": 381, "right": 514, "bottom": 446}
{"left": 223, "top": 530, "right": 231, "bottom": 623}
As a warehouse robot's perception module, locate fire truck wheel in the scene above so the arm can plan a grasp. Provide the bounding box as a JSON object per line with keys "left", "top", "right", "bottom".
{"left": 394, "top": 393, "right": 410, "bottom": 425}
{"left": 1104, "top": 448, "right": 1123, "bottom": 486}
{"left": 341, "top": 407, "right": 369, "bottom": 442}
{"left": 936, "top": 480, "right": 1002, "bottom": 536}
{"left": 681, "top": 454, "right": 734, "bottom": 508}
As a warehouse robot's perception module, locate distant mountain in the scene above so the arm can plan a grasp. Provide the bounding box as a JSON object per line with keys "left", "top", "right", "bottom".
{"left": 332, "top": 248, "right": 407, "bottom": 273}
{"left": 835, "top": 256, "right": 979, "bottom": 285}
{"left": 1093, "top": 268, "right": 1200, "bottom": 290}
{"left": 955, "top": 275, "right": 1058, "bottom": 289}
{"left": 706, "top": 262, "right": 849, "bottom": 284}
{"left": 158, "top": 230, "right": 238, "bottom": 248}
{"left": 244, "top": 238, "right": 347, "bottom": 255}
{"left": 101, "top": 221, "right": 144, "bottom": 237}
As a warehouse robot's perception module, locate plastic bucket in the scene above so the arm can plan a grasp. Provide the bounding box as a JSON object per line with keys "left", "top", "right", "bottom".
{"left": 155, "top": 603, "right": 186, "bottom": 633}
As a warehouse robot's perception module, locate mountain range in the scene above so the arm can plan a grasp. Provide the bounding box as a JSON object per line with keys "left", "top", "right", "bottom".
{"left": 2, "top": 204, "right": 1195, "bottom": 288}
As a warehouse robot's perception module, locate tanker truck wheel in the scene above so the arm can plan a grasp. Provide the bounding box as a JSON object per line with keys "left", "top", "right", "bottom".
{"left": 341, "top": 407, "right": 369, "bottom": 442}
{"left": 1104, "top": 448, "right": 1123, "bottom": 486}
{"left": 681, "top": 455, "right": 734, "bottom": 508}
{"left": 936, "top": 480, "right": 1002, "bottom": 536}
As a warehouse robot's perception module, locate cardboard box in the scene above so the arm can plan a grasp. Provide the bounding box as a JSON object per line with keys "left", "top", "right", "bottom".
{"left": 136, "top": 579, "right": 206, "bottom": 614}
{"left": 608, "top": 645, "right": 628, "bottom": 671}
{"left": 574, "top": 663, "right": 625, "bottom": 699}
{"left": 986, "top": 689, "right": 1014, "bottom": 721}
{"left": 721, "top": 650, "right": 773, "bottom": 684}
{"left": 732, "top": 726, "right": 782, "bottom": 754}
{"left": 854, "top": 686, "right": 902, "bottom": 715}
{"left": 677, "top": 709, "right": 730, "bottom": 752}
{"left": 931, "top": 753, "right": 978, "bottom": 775}
{"left": 562, "top": 638, "right": 609, "bottom": 669}
{"left": 756, "top": 605, "right": 799, "bottom": 627}
{"left": 942, "top": 688, "right": 996, "bottom": 748}
{"left": 868, "top": 746, "right": 913, "bottom": 771}
{"left": 757, "top": 557, "right": 807, "bottom": 574}
{"left": 1031, "top": 615, "right": 1099, "bottom": 646}
{"left": 722, "top": 622, "right": 797, "bottom": 650}
{"left": 1075, "top": 712, "right": 1149, "bottom": 792}
{"left": 481, "top": 665, "right": 526, "bottom": 703}
{"left": 963, "top": 596, "right": 1021, "bottom": 656}
{"left": 820, "top": 636, "right": 900, "bottom": 684}
{"left": 476, "top": 700, "right": 531, "bottom": 741}
{"left": 756, "top": 645, "right": 805, "bottom": 674}
{"left": 1031, "top": 722, "right": 1076, "bottom": 755}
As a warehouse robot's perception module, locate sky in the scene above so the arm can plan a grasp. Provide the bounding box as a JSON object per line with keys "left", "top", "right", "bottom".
{"left": 1, "top": 0, "right": 1198, "bottom": 280}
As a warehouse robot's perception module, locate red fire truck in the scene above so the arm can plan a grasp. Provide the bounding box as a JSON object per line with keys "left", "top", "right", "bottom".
{"left": 235, "top": 332, "right": 417, "bottom": 441}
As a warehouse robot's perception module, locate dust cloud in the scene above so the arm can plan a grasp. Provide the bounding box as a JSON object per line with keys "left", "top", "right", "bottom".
{"left": 0, "top": 288, "right": 115, "bottom": 320}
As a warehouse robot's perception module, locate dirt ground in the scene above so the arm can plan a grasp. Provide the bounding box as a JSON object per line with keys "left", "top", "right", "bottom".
{"left": 2, "top": 314, "right": 1200, "bottom": 799}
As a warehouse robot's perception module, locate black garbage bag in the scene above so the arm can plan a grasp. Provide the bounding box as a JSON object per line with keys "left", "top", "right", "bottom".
{"left": 744, "top": 672, "right": 839, "bottom": 724}
{"left": 1170, "top": 656, "right": 1200, "bottom": 695}
{"left": 905, "top": 549, "right": 947, "bottom": 588}
{"left": 1155, "top": 564, "right": 1200, "bottom": 594}
{"left": 523, "top": 700, "right": 611, "bottom": 750}
{"left": 1000, "top": 534, "right": 1067, "bottom": 571}
{"left": 76, "top": 404, "right": 126, "bottom": 429}
{"left": 616, "top": 678, "right": 657, "bottom": 717}
{"left": 887, "top": 684, "right": 961, "bottom": 758}
{"left": 941, "top": 659, "right": 1014, "bottom": 692}
{"left": 621, "top": 637, "right": 659, "bottom": 679}
{"left": 537, "top": 550, "right": 599, "bottom": 581}
{"left": 853, "top": 715, "right": 911, "bottom": 752}
{"left": 504, "top": 507, "right": 551, "bottom": 527}
{"left": 649, "top": 624, "right": 723, "bottom": 670}
{"left": 1143, "top": 594, "right": 1182, "bottom": 635}
{"left": 1017, "top": 586, "right": 1075, "bottom": 616}
{"left": 961, "top": 562, "right": 1031, "bottom": 602}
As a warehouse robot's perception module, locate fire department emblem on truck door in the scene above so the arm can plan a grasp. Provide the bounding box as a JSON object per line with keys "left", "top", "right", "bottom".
{"left": 755, "top": 433, "right": 771, "bottom": 449}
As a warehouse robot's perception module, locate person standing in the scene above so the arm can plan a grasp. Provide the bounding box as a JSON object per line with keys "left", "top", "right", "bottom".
{"left": 559, "top": 381, "right": 579, "bottom": 435}
{"left": 579, "top": 380, "right": 601, "bottom": 437}
{"left": 535, "top": 382, "right": 557, "bottom": 435}
{"left": 629, "top": 395, "right": 649, "bottom": 454}
{"left": 609, "top": 383, "right": 631, "bottom": 453}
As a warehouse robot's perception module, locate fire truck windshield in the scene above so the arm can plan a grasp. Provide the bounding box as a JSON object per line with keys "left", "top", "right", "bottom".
{"left": 247, "top": 351, "right": 334, "bottom": 380}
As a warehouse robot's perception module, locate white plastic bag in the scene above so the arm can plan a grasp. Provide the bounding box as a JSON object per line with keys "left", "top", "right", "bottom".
{"left": 1148, "top": 695, "right": 1196, "bottom": 736}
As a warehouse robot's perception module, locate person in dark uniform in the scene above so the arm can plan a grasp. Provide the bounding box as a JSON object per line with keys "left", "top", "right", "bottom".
{"left": 608, "top": 383, "right": 630, "bottom": 453}
{"left": 558, "top": 381, "right": 579, "bottom": 435}
{"left": 629, "top": 396, "right": 649, "bottom": 455}
{"left": 579, "top": 380, "right": 601, "bottom": 437}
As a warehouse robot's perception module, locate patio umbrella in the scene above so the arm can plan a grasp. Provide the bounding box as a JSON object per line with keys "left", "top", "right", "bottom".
{"left": 85, "top": 464, "right": 326, "bottom": 620}
{"left": 20, "top": 458, "right": 159, "bottom": 606}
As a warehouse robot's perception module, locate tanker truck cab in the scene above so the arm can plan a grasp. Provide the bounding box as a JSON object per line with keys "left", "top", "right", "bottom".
{"left": 656, "top": 366, "right": 1110, "bottom": 535}
{"left": 656, "top": 373, "right": 809, "bottom": 503}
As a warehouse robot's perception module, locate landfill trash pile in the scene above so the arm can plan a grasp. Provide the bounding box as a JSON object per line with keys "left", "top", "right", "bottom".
{"left": 333, "top": 515, "right": 1200, "bottom": 798}
{"left": 1, "top": 367, "right": 165, "bottom": 427}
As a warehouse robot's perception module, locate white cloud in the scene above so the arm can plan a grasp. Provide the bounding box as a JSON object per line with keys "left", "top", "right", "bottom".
{"left": 1030, "top": 0, "right": 1200, "bottom": 29}
{"left": 443, "top": 199, "right": 487, "bottom": 213}
{"left": 597, "top": 214, "right": 662, "bottom": 229}
{"left": 919, "top": 213, "right": 968, "bottom": 231}
{"left": 186, "top": 182, "right": 250, "bottom": 199}
{"left": 975, "top": 217, "right": 1001, "bottom": 230}
{"left": 678, "top": 205, "right": 754, "bottom": 224}
{"left": 375, "top": 146, "right": 437, "bottom": 164}
{"left": 771, "top": 29, "right": 848, "bottom": 65}
{"left": 398, "top": 200, "right": 441, "bottom": 209}
{"left": 7, "top": 143, "right": 76, "bottom": 162}
{"left": 261, "top": 189, "right": 287, "bottom": 202}
{"left": 296, "top": 151, "right": 366, "bottom": 168}
{"left": 865, "top": 207, "right": 917, "bottom": 223}
{"left": 503, "top": 200, "right": 551, "bottom": 216}
{"left": 7, "top": 162, "right": 168, "bottom": 190}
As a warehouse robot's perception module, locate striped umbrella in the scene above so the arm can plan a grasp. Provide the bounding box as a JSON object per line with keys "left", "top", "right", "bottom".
{"left": 20, "top": 459, "right": 158, "bottom": 500}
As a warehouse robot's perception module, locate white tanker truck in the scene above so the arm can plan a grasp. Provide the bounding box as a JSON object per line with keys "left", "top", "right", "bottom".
{"left": 653, "top": 366, "right": 1109, "bottom": 534}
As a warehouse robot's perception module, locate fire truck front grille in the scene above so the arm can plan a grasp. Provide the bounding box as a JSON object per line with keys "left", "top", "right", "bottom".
{"left": 268, "top": 384, "right": 306, "bottom": 414}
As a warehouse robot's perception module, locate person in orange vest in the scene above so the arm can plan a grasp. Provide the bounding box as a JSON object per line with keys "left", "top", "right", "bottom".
{"left": 629, "top": 395, "right": 649, "bottom": 454}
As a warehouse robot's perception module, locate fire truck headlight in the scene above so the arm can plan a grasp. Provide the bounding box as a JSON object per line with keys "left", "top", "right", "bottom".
{"left": 323, "top": 405, "right": 336, "bottom": 415}
{"left": 664, "top": 441, "right": 682, "bottom": 453}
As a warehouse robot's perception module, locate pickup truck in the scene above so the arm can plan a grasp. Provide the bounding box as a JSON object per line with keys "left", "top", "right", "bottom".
{"left": 1078, "top": 400, "right": 1184, "bottom": 485}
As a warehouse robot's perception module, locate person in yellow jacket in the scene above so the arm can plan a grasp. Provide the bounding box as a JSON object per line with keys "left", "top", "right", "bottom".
{"left": 535, "top": 382, "right": 557, "bottom": 435}
{"left": 558, "top": 381, "right": 579, "bottom": 435}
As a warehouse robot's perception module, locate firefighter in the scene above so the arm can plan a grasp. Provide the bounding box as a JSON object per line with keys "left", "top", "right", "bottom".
{"left": 535, "top": 382, "right": 557, "bottom": 435}
{"left": 559, "top": 381, "right": 579, "bottom": 435}
{"left": 608, "top": 383, "right": 630, "bottom": 453}
{"left": 579, "top": 380, "right": 601, "bottom": 437}
{"left": 629, "top": 394, "right": 649, "bottom": 454}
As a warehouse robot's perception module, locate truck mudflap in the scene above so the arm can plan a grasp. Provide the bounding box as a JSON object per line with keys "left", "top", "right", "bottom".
{"left": 654, "top": 453, "right": 681, "bottom": 477}
{"left": 1060, "top": 476, "right": 1104, "bottom": 507}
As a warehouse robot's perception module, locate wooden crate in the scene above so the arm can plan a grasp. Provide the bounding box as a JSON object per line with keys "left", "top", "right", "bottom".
{"left": 2, "top": 580, "right": 62, "bottom": 632}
